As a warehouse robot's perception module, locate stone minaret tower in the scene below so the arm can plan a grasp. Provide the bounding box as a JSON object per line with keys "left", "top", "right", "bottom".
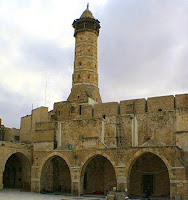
{"left": 67, "top": 4, "right": 102, "bottom": 104}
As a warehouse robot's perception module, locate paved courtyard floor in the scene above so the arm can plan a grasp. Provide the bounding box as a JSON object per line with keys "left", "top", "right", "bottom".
{"left": 0, "top": 190, "right": 171, "bottom": 200}
{"left": 0, "top": 189, "right": 67, "bottom": 200}
{"left": 0, "top": 189, "right": 106, "bottom": 200}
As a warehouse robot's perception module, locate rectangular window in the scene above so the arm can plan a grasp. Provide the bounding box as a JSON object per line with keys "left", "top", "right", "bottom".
{"left": 53, "top": 141, "right": 57, "bottom": 150}
{"left": 92, "top": 108, "right": 94, "bottom": 118}
{"left": 71, "top": 106, "right": 75, "bottom": 113}
{"left": 14, "top": 136, "right": 20, "bottom": 141}
{"left": 0, "top": 126, "right": 4, "bottom": 141}
{"left": 79, "top": 105, "right": 82, "bottom": 115}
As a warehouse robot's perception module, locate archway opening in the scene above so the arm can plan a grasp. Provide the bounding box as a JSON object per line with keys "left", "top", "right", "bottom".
{"left": 128, "top": 152, "right": 170, "bottom": 199}
{"left": 3, "top": 153, "right": 31, "bottom": 190}
{"left": 40, "top": 156, "right": 71, "bottom": 194}
{"left": 81, "top": 155, "right": 117, "bottom": 195}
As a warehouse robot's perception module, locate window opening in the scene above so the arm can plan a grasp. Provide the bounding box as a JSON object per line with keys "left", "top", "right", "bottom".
{"left": 71, "top": 106, "right": 75, "bottom": 113}
{"left": 79, "top": 105, "right": 82, "bottom": 115}
{"left": 53, "top": 141, "right": 57, "bottom": 150}
{"left": 92, "top": 108, "right": 94, "bottom": 118}
{"left": 14, "top": 136, "right": 20, "bottom": 141}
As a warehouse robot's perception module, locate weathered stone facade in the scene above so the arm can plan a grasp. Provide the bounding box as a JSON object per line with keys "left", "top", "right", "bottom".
{"left": 0, "top": 6, "right": 188, "bottom": 200}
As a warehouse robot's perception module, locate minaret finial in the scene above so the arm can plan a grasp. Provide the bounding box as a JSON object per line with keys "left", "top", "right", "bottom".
{"left": 87, "top": 3, "right": 89, "bottom": 10}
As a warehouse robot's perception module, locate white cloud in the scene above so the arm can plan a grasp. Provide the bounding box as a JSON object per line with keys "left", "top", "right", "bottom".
{"left": 0, "top": 0, "right": 188, "bottom": 128}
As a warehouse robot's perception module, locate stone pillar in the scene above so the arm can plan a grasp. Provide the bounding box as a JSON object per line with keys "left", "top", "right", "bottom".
{"left": 170, "top": 180, "right": 187, "bottom": 199}
{"left": 0, "top": 159, "right": 5, "bottom": 190}
{"left": 116, "top": 165, "right": 127, "bottom": 192}
{"left": 184, "top": 181, "right": 188, "bottom": 200}
{"left": 170, "top": 182, "right": 177, "bottom": 199}
{"left": 170, "top": 167, "right": 187, "bottom": 200}
{"left": 0, "top": 169, "right": 3, "bottom": 190}
{"left": 71, "top": 166, "right": 81, "bottom": 196}
{"left": 31, "top": 165, "right": 40, "bottom": 192}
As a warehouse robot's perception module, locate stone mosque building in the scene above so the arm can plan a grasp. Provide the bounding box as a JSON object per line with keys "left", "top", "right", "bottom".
{"left": 0, "top": 5, "right": 188, "bottom": 200}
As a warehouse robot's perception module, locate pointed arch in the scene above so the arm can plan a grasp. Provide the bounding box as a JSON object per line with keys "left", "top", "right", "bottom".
{"left": 39, "top": 153, "right": 72, "bottom": 194}
{"left": 80, "top": 153, "right": 117, "bottom": 195}
{"left": 127, "top": 151, "right": 170, "bottom": 199}
{"left": 3, "top": 152, "right": 31, "bottom": 190}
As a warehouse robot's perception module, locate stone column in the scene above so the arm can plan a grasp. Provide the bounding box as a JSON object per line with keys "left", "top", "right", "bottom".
{"left": 170, "top": 180, "right": 188, "bottom": 200}
{"left": 0, "top": 158, "right": 5, "bottom": 190}
{"left": 0, "top": 168, "right": 3, "bottom": 190}
{"left": 116, "top": 164, "right": 127, "bottom": 192}
{"left": 31, "top": 165, "right": 40, "bottom": 192}
{"left": 71, "top": 166, "right": 81, "bottom": 196}
{"left": 170, "top": 167, "right": 187, "bottom": 200}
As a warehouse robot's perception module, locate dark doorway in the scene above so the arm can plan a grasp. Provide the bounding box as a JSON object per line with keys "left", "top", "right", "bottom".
{"left": 143, "top": 174, "right": 154, "bottom": 194}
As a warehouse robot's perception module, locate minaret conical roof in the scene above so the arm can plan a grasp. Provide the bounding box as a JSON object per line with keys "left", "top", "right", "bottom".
{"left": 80, "top": 3, "right": 94, "bottom": 19}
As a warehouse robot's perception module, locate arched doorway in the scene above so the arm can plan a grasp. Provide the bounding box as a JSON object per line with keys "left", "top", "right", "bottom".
{"left": 40, "top": 156, "right": 71, "bottom": 194}
{"left": 128, "top": 152, "right": 170, "bottom": 199}
{"left": 81, "top": 155, "right": 117, "bottom": 195}
{"left": 3, "top": 152, "right": 31, "bottom": 190}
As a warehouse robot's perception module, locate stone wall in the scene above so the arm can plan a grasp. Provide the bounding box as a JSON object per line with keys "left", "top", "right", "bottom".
{"left": 5, "top": 93, "right": 188, "bottom": 200}
{"left": 20, "top": 107, "right": 49, "bottom": 143}
{"left": 4, "top": 128, "right": 20, "bottom": 143}
{"left": 60, "top": 118, "right": 104, "bottom": 149}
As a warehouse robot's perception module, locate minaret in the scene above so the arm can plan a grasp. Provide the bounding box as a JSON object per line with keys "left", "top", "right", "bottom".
{"left": 67, "top": 4, "right": 102, "bottom": 104}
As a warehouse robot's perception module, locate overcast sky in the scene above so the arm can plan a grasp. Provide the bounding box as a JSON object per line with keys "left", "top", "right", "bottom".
{"left": 0, "top": 0, "right": 188, "bottom": 128}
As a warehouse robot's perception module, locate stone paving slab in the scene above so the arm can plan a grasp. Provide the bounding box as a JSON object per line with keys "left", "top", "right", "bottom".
{"left": 0, "top": 190, "right": 169, "bottom": 200}
{"left": 0, "top": 190, "right": 107, "bottom": 200}
{"left": 0, "top": 189, "right": 70, "bottom": 200}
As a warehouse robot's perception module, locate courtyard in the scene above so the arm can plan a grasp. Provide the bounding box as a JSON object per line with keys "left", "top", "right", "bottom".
{"left": 0, "top": 189, "right": 106, "bottom": 200}
{"left": 0, "top": 189, "right": 67, "bottom": 200}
